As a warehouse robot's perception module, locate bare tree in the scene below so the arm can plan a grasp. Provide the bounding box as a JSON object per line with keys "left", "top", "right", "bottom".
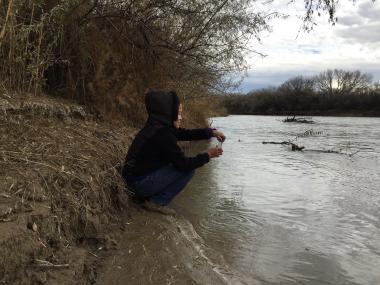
{"left": 335, "top": 69, "right": 372, "bottom": 94}
{"left": 314, "top": 70, "right": 334, "bottom": 95}
{"left": 314, "top": 69, "right": 372, "bottom": 95}
{"left": 71, "top": 0, "right": 367, "bottom": 96}
{"left": 279, "top": 76, "right": 315, "bottom": 93}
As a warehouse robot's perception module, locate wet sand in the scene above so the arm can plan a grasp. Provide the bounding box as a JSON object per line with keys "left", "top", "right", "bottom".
{"left": 96, "top": 205, "right": 253, "bottom": 285}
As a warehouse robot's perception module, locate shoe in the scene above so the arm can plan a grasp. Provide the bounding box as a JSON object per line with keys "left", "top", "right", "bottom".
{"left": 131, "top": 194, "right": 146, "bottom": 205}
{"left": 142, "top": 201, "right": 176, "bottom": 215}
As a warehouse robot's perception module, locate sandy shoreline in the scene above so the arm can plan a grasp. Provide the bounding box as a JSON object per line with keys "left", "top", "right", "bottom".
{"left": 95, "top": 205, "right": 251, "bottom": 285}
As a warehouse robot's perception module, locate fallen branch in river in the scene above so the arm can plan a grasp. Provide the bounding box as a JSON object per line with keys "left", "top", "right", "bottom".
{"left": 262, "top": 141, "right": 359, "bottom": 156}
{"left": 262, "top": 141, "right": 305, "bottom": 151}
{"left": 283, "top": 116, "right": 314, "bottom": 124}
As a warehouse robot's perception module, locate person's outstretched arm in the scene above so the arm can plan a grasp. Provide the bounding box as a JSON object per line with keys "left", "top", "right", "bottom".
{"left": 156, "top": 128, "right": 222, "bottom": 172}
{"left": 175, "top": 127, "right": 226, "bottom": 142}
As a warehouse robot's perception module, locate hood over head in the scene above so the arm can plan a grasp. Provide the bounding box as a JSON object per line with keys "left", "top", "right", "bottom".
{"left": 145, "top": 91, "right": 180, "bottom": 126}
{"left": 124, "top": 91, "right": 180, "bottom": 173}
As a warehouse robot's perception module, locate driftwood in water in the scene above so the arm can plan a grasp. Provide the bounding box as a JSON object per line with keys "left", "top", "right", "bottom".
{"left": 262, "top": 141, "right": 359, "bottom": 156}
{"left": 283, "top": 116, "right": 314, "bottom": 124}
{"left": 306, "top": 149, "right": 340, "bottom": 154}
{"left": 307, "top": 149, "right": 360, "bottom": 157}
{"left": 262, "top": 141, "right": 305, "bottom": 151}
{"left": 262, "top": 141, "right": 289, "bottom": 145}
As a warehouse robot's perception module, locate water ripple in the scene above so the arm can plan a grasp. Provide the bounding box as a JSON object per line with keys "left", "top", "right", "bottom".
{"left": 176, "top": 116, "right": 380, "bottom": 285}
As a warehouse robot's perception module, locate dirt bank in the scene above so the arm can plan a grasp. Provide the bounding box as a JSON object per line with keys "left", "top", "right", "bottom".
{"left": 1, "top": 93, "right": 246, "bottom": 285}
{"left": 95, "top": 204, "right": 253, "bottom": 285}
{"left": 0, "top": 93, "right": 133, "bottom": 284}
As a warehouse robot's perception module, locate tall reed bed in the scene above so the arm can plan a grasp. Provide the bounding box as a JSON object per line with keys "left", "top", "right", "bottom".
{"left": 0, "top": 1, "right": 63, "bottom": 93}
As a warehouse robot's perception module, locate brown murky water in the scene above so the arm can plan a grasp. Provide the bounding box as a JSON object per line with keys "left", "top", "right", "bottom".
{"left": 175, "top": 115, "right": 380, "bottom": 285}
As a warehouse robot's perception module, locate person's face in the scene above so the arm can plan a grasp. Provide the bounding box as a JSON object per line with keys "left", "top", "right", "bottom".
{"left": 173, "top": 104, "right": 183, "bottom": 129}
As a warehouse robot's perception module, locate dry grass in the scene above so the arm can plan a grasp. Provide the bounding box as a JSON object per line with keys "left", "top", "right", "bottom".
{"left": 0, "top": 93, "right": 134, "bottom": 241}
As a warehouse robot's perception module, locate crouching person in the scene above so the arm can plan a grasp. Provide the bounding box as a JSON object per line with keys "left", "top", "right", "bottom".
{"left": 122, "top": 91, "right": 225, "bottom": 214}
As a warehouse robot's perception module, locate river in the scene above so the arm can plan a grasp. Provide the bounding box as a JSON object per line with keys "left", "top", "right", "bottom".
{"left": 174, "top": 115, "right": 380, "bottom": 285}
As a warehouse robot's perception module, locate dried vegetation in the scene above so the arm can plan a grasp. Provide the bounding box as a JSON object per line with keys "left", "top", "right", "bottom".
{"left": 0, "top": 0, "right": 271, "bottom": 124}
{"left": 0, "top": 93, "right": 134, "bottom": 283}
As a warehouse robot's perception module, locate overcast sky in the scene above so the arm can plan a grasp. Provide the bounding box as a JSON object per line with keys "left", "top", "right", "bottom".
{"left": 239, "top": 0, "right": 380, "bottom": 92}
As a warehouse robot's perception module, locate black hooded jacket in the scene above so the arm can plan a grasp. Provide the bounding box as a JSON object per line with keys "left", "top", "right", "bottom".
{"left": 123, "top": 91, "right": 212, "bottom": 177}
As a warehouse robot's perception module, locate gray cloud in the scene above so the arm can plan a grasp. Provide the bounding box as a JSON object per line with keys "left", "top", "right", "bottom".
{"left": 337, "top": 22, "right": 380, "bottom": 43}
{"left": 335, "top": 1, "right": 380, "bottom": 43}
{"left": 239, "top": 69, "right": 320, "bottom": 92}
{"left": 296, "top": 45, "right": 322, "bottom": 54}
{"left": 239, "top": 65, "right": 380, "bottom": 92}
{"left": 358, "top": 1, "right": 380, "bottom": 20}
{"left": 337, "top": 15, "right": 363, "bottom": 26}
{"left": 239, "top": 0, "right": 380, "bottom": 93}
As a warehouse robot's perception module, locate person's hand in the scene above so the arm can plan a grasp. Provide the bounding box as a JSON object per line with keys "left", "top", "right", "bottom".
{"left": 212, "top": 129, "right": 226, "bottom": 142}
{"left": 207, "top": 147, "right": 223, "bottom": 159}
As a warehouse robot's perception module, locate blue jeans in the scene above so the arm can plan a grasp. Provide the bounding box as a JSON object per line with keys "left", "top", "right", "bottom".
{"left": 125, "top": 165, "right": 195, "bottom": 205}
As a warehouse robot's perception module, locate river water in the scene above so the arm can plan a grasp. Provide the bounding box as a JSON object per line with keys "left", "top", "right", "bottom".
{"left": 174, "top": 115, "right": 380, "bottom": 285}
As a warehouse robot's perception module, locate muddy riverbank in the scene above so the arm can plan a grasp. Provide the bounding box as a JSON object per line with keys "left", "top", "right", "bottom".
{"left": 0, "top": 93, "right": 241, "bottom": 285}
{"left": 95, "top": 206, "right": 250, "bottom": 285}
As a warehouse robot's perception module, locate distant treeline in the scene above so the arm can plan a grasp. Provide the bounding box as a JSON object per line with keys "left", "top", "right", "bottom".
{"left": 223, "top": 69, "right": 380, "bottom": 116}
